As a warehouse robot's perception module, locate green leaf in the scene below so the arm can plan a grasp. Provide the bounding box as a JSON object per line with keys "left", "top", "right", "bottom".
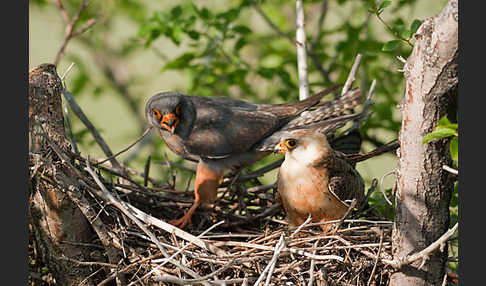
{"left": 171, "top": 5, "right": 183, "bottom": 18}
{"left": 400, "top": 29, "right": 412, "bottom": 39}
{"left": 410, "top": 19, "right": 422, "bottom": 34}
{"left": 437, "top": 116, "right": 458, "bottom": 130}
{"left": 382, "top": 40, "right": 400, "bottom": 51}
{"left": 379, "top": 1, "right": 392, "bottom": 11}
{"left": 232, "top": 25, "right": 252, "bottom": 34}
{"left": 450, "top": 136, "right": 458, "bottom": 161}
{"left": 234, "top": 37, "right": 247, "bottom": 51}
{"left": 422, "top": 128, "right": 458, "bottom": 144}
{"left": 187, "top": 30, "right": 200, "bottom": 40}
{"left": 257, "top": 67, "right": 276, "bottom": 79}
{"left": 162, "top": 53, "right": 195, "bottom": 71}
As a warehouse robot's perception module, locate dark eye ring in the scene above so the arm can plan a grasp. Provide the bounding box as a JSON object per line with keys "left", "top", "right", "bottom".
{"left": 285, "top": 139, "right": 297, "bottom": 148}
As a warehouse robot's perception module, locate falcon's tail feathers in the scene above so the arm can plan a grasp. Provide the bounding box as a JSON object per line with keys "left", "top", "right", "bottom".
{"left": 258, "top": 84, "right": 342, "bottom": 117}
{"left": 286, "top": 88, "right": 363, "bottom": 129}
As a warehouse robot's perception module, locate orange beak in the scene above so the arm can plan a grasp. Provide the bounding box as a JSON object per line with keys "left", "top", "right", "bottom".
{"left": 274, "top": 142, "right": 288, "bottom": 154}
{"left": 160, "top": 113, "right": 179, "bottom": 133}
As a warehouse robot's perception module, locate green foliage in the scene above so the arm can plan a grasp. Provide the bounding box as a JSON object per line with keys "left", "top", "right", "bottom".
{"left": 423, "top": 115, "right": 459, "bottom": 164}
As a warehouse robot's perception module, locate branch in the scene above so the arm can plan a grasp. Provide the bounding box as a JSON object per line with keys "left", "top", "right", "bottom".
{"left": 253, "top": 0, "right": 334, "bottom": 87}
{"left": 375, "top": 13, "right": 413, "bottom": 48}
{"left": 54, "top": 0, "right": 95, "bottom": 65}
{"left": 296, "top": 0, "right": 309, "bottom": 100}
{"left": 442, "top": 164, "right": 458, "bottom": 176}
{"left": 252, "top": 3, "right": 293, "bottom": 43}
{"left": 388, "top": 223, "right": 458, "bottom": 269}
{"left": 61, "top": 89, "right": 124, "bottom": 173}
{"left": 254, "top": 234, "right": 285, "bottom": 286}
{"left": 341, "top": 53, "right": 362, "bottom": 96}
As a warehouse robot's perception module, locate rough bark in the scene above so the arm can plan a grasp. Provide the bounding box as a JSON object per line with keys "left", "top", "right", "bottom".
{"left": 29, "top": 64, "right": 96, "bottom": 285}
{"left": 390, "top": 0, "right": 458, "bottom": 285}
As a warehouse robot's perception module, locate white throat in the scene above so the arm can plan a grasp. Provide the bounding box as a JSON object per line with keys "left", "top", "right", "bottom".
{"left": 285, "top": 141, "right": 322, "bottom": 166}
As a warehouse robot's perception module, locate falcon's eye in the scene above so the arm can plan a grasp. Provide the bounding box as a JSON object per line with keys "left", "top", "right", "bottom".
{"left": 285, "top": 139, "right": 297, "bottom": 149}
{"left": 175, "top": 105, "right": 181, "bottom": 115}
{"left": 152, "top": 109, "right": 162, "bottom": 119}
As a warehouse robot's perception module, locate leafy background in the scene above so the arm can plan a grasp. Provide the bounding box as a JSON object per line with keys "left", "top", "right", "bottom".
{"left": 29, "top": 0, "right": 455, "bottom": 261}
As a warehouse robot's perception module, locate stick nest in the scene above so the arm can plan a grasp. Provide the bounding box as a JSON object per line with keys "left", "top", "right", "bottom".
{"left": 29, "top": 148, "right": 395, "bottom": 286}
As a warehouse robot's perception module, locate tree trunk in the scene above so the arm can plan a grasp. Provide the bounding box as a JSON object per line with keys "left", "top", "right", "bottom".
{"left": 29, "top": 64, "right": 96, "bottom": 285}
{"left": 390, "top": 0, "right": 458, "bottom": 285}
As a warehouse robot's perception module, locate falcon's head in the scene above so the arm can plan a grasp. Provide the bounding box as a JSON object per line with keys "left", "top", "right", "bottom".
{"left": 274, "top": 129, "right": 332, "bottom": 166}
{"left": 145, "top": 92, "right": 195, "bottom": 136}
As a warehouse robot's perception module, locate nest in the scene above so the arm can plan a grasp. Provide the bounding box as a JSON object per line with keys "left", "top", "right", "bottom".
{"left": 29, "top": 144, "right": 397, "bottom": 286}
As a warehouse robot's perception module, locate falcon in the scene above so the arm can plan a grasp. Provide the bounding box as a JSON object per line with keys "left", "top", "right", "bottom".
{"left": 145, "top": 85, "right": 363, "bottom": 228}
{"left": 274, "top": 127, "right": 365, "bottom": 232}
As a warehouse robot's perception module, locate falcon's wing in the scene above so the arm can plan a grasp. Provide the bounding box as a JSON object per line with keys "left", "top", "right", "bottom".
{"left": 326, "top": 152, "right": 365, "bottom": 206}
{"left": 184, "top": 101, "right": 283, "bottom": 158}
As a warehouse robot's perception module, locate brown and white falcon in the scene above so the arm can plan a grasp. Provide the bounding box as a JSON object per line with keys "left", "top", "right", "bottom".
{"left": 145, "top": 85, "right": 363, "bottom": 228}
{"left": 274, "top": 127, "right": 365, "bottom": 232}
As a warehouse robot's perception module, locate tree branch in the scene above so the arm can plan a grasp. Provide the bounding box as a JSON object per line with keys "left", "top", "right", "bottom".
{"left": 54, "top": 0, "right": 95, "bottom": 66}
{"left": 296, "top": 0, "right": 310, "bottom": 100}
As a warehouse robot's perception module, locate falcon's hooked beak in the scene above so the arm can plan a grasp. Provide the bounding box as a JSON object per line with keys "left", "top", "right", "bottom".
{"left": 161, "top": 113, "right": 180, "bottom": 134}
{"left": 274, "top": 142, "right": 288, "bottom": 154}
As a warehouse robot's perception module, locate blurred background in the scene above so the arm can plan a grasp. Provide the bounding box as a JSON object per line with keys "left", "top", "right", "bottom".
{"left": 29, "top": 0, "right": 450, "bottom": 218}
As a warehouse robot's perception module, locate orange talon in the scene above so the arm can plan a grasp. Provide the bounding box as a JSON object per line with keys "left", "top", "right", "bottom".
{"left": 170, "top": 161, "right": 224, "bottom": 229}
{"left": 169, "top": 200, "right": 200, "bottom": 229}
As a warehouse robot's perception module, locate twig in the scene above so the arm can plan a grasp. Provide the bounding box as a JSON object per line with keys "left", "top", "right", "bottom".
{"left": 379, "top": 169, "right": 396, "bottom": 206}
{"left": 219, "top": 241, "right": 344, "bottom": 262}
{"left": 307, "top": 240, "right": 319, "bottom": 286}
{"left": 291, "top": 214, "right": 313, "bottom": 238}
{"left": 333, "top": 199, "right": 357, "bottom": 232}
{"left": 341, "top": 54, "right": 362, "bottom": 96}
{"left": 138, "top": 221, "right": 226, "bottom": 286}
{"left": 375, "top": 13, "right": 413, "bottom": 47}
{"left": 253, "top": 0, "right": 334, "bottom": 86}
{"left": 389, "top": 223, "right": 458, "bottom": 269}
{"left": 296, "top": 0, "right": 309, "bottom": 100}
{"left": 58, "top": 256, "right": 117, "bottom": 268}
{"left": 54, "top": 0, "right": 95, "bottom": 65}
{"left": 236, "top": 158, "right": 283, "bottom": 183}
{"left": 96, "top": 126, "right": 153, "bottom": 165}
{"left": 252, "top": 2, "right": 293, "bottom": 42}
{"left": 60, "top": 63, "right": 79, "bottom": 154}
{"left": 143, "top": 155, "right": 151, "bottom": 187}
{"left": 62, "top": 88, "right": 124, "bottom": 172}
{"left": 307, "top": 0, "right": 333, "bottom": 86}
{"left": 60, "top": 62, "right": 76, "bottom": 81}
{"left": 254, "top": 234, "right": 285, "bottom": 286}
{"left": 442, "top": 164, "right": 458, "bottom": 175}
{"left": 311, "top": 0, "right": 329, "bottom": 50}
{"left": 366, "top": 231, "right": 384, "bottom": 286}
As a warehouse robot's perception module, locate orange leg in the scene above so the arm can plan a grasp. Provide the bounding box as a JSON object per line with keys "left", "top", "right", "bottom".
{"left": 169, "top": 200, "right": 200, "bottom": 229}
{"left": 170, "top": 161, "right": 223, "bottom": 229}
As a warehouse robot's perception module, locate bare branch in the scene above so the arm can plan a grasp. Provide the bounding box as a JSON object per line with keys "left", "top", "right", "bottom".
{"left": 54, "top": 1, "right": 95, "bottom": 66}
{"left": 442, "top": 164, "right": 458, "bottom": 175}
{"left": 341, "top": 53, "right": 362, "bottom": 96}
{"left": 254, "top": 234, "right": 285, "bottom": 286}
{"left": 96, "top": 127, "right": 153, "bottom": 165}
{"left": 61, "top": 89, "right": 124, "bottom": 172}
{"left": 296, "top": 0, "right": 309, "bottom": 100}
{"left": 389, "top": 223, "right": 458, "bottom": 269}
